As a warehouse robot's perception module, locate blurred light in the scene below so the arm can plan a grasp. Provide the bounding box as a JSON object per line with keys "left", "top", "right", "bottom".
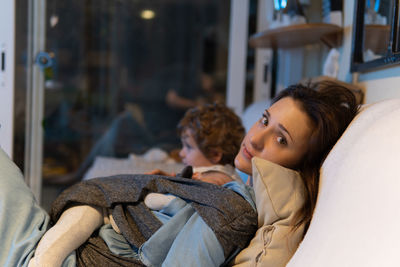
{"left": 274, "top": 0, "right": 287, "bottom": 10}
{"left": 374, "top": 0, "right": 380, "bottom": 12}
{"left": 274, "top": 0, "right": 280, "bottom": 10}
{"left": 50, "top": 14, "right": 59, "bottom": 28}
{"left": 141, "top": 9, "right": 155, "bottom": 20}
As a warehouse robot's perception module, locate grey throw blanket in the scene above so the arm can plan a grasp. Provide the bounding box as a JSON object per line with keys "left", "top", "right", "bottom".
{"left": 50, "top": 174, "right": 258, "bottom": 266}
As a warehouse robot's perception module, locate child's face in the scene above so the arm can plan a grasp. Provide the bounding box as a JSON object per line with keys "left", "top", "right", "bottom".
{"left": 179, "top": 129, "right": 214, "bottom": 167}
{"left": 235, "top": 97, "right": 314, "bottom": 175}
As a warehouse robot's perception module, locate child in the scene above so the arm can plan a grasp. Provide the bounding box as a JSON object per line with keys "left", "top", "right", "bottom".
{"left": 144, "top": 103, "right": 246, "bottom": 210}
{"left": 148, "top": 102, "right": 245, "bottom": 186}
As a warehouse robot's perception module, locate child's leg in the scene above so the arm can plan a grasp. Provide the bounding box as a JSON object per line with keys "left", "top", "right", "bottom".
{"left": 29, "top": 204, "right": 103, "bottom": 267}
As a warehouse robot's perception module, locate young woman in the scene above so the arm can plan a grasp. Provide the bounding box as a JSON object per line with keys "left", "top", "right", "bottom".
{"left": 235, "top": 82, "right": 358, "bottom": 231}
{"left": 1, "top": 82, "right": 358, "bottom": 266}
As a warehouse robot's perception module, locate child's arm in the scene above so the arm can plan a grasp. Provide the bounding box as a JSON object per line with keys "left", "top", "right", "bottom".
{"left": 144, "top": 193, "right": 177, "bottom": 211}
{"left": 28, "top": 204, "right": 104, "bottom": 267}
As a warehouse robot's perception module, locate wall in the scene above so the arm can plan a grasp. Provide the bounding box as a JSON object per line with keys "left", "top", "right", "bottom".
{"left": 338, "top": 0, "right": 400, "bottom": 104}
{"left": 253, "top": 0, "right": 330, "bottom": 102}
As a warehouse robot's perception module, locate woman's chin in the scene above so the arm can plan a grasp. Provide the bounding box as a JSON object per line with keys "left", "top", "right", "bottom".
{"left": 234, "top": 155, "right": 251, "bottom": 175}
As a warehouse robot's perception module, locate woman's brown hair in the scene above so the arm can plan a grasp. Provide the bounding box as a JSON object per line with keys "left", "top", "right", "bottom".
{"left": 272, "top": 81, "right": 359, "bottom": 232}
{"left": 177, "top": 103, "right": 245, "bottom": 165}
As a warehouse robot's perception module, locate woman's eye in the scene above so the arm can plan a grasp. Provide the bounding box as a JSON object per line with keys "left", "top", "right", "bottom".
{"left": 277, "top": 136, "right": 287, "bottom": 146}
{"left": 261, "top": 115, "right": 268, "bottom": 126}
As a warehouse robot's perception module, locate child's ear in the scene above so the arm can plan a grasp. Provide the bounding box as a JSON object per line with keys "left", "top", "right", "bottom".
{"left": 209, "top": 150, "right": 223, "bottom": 164}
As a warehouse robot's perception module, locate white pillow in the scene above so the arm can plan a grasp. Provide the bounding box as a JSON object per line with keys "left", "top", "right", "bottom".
{"left": 287, "top": 98, "right": 400, "bottom": 267}
{"left": 233, "top": 157, "right": 306, "bottom": 266}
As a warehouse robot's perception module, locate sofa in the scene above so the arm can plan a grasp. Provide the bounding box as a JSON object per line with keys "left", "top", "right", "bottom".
{"left": 286, "top": 98, "right": 400, "bottom": 266}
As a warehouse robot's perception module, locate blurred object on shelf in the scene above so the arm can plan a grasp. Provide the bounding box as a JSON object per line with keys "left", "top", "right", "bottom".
{"left": 322, "top": 0, "right": 343, "bottom": 27}
{"left": 270, "top": 0, "right": 306, "bottom": 29}
{"left": 323, "top": 48, "right": 340, "bottom": 78}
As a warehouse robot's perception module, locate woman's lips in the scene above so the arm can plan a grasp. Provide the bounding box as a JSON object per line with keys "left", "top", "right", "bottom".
{"left": 242, "top": 145, "right": 253, "bottom": 160}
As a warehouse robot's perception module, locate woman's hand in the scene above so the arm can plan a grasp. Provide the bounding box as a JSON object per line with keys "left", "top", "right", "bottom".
{"left": 192, "top": 172, "right": 233, "bottom": 186}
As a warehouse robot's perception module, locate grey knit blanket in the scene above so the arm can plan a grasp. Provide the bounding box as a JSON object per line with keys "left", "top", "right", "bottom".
{"left": 50, "top": 174, "right": 258, "bottom": 266}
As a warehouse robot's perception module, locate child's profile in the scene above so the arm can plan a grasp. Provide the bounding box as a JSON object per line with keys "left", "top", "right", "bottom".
{"left": 149, "top": 102, "right": 245, "bottom": 185}
{"left": 144, "top": 103, "right": 246, "bottom": 210}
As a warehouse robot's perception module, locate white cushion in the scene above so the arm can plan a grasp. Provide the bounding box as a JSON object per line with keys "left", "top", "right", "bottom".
{"left": 233, "top": 157, "right": 305, "bottom": 266}
{"left": 288, "top": 98, "right": 400, "bottom": 267}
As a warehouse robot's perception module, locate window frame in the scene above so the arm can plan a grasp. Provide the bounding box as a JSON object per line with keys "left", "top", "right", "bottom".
{"left": 351, "top": 0, "right": 400, "bottom": 72}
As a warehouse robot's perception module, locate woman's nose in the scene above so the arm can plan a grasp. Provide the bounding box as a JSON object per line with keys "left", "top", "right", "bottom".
{"left": 249, "top": 128, "right": 267, "bottom": 151}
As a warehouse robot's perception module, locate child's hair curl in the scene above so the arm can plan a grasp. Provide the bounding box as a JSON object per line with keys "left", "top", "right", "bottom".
{"left": 178, "top": 103, "right": 245, "bottom": 165}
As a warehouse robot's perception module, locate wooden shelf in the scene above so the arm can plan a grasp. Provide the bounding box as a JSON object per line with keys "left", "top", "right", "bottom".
{"left": 249, "top": 23, "right": 342, "bottom": 49}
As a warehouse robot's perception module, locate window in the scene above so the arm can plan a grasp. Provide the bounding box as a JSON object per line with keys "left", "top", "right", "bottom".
{"left": 15, "top": 0, "right": 232, "bottom": 208}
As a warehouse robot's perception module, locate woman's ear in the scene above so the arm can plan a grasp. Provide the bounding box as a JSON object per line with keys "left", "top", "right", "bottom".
{"left": 209, "top": 150, "right": 223, "bottom": 164}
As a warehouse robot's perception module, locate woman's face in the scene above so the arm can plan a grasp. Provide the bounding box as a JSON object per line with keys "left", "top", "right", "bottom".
{"left": 235, "top": 97, "right": 314, "bottom": 175}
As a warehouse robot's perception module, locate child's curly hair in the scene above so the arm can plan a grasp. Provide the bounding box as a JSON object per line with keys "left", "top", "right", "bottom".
{"left": 177, "top": 103, "right": 245, "bottom": 165}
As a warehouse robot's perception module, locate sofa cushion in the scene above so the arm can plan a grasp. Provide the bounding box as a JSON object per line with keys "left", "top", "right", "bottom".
{"left": 233, "top": 157, "right": 305, "bottom": 266}
{"left": 287, "top": 98, "right": 400, "bottom": 267}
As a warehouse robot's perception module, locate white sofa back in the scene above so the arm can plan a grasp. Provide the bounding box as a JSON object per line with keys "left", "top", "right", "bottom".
{"left": 288, "top": 98, "right": 400, "bottom": 267}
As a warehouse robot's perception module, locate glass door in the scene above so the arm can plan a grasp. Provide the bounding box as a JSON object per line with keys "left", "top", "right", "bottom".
{"left": 15, "top": 0, "right": 234, "bottom": 209}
